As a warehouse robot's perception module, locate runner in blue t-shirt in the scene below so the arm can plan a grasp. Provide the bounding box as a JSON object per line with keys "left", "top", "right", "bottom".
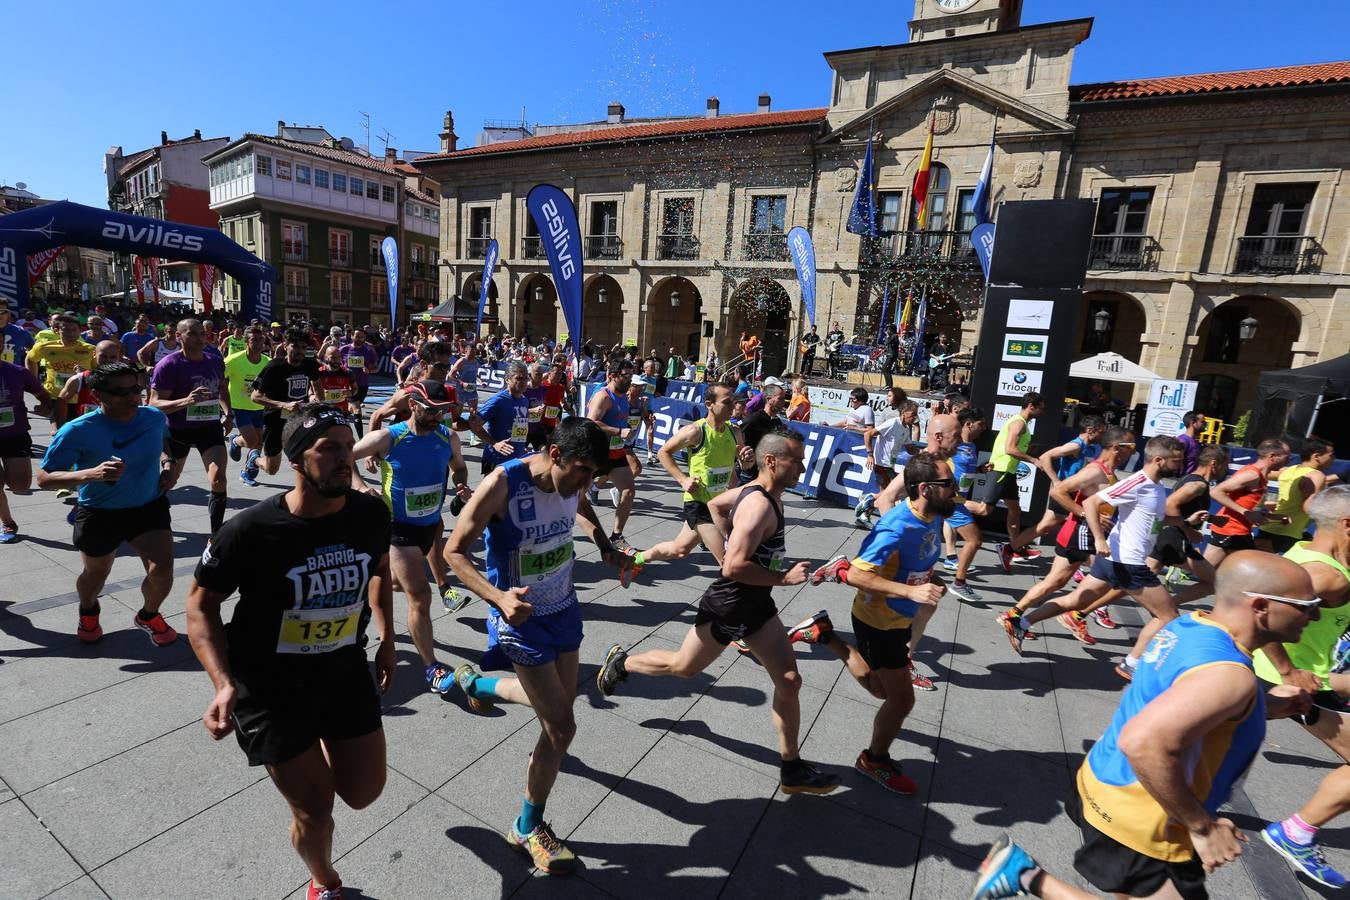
{"left": 472, "top": 361, "right": 531, "bottom": 474}
{"left": 0, "top": 307, "right": 35, "bottom": 367}
{"left": 37, "top": 361, "right": 179, "bottom": 648}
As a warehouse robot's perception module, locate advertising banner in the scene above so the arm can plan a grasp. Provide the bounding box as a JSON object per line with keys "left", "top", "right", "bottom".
{"left": 198, "top": 264, "right": 216, "bottom": 314}
{"left": 381, "top": 237, "right": 399, "bottom": 328}
{"left": 476, "top": 238, "right": 498, "bottom": 336}
{"left": 26, "top": 246, "right": 63, "bottom": 284}
{"left": 787, "top": 226, "right": 817, "bottom": 328}
{"left": 526, "top": 185, "right": 584, "bottom": 361}
{"left": 1143, "top": 379, "right": 1198, "bottom": 437}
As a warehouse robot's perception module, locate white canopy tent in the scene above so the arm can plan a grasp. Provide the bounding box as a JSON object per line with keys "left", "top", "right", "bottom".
{"left": 1068, "top": 352, "right": 1163, "bottom": 385}
{"left": 100, "top": 286, "right": 194, "bottom": 301}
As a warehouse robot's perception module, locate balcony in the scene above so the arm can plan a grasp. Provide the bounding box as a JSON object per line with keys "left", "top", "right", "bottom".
{"left": 465, "top": 237, "right": 492, "bottom": 259}
{"left": 329, "top": 253, "right": 351, "bottom": 269}
{"left": 410, "top": 262, "right": 431, "bottom": 278}
{"left": 657, "top": 233, "right": 700, "bottom": 260}
{"left": 867, "top": 230, "right": 978, "bottom": 266}
{"left": 1088, "top": 234, "right": 1160, "bottom": 271}
{"left": 743, "top": 231, "right": 788, "bottom": 261}
{"left": 283, "top": 243, "right": 307, "bottom": 262}
{"left": 586, "top": 235, "right": 623, "bottom": 260}
{"left": 1233, "top": 235, "right": 1322, "bottom": 275}
{"left": 522, "top": 236, "right": 544, "bottom": 259}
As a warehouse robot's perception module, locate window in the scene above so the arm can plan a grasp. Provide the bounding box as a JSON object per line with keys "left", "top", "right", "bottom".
{"left": 955, "top": 189, "right": 977, "bottom": 235}
{"left": 370, "top": 278, "right": 385, "bottom": 305}
{"left": 877, "top": 192, "right": 904, "bottom": 233}
{"left": 382, "top": 184, "right": 395, "bottom": 204}
{"left": 350, "top": 177, "right": 363, "bottom": 196}
{"left": 276, "top": 160, "right": 292, "bottom": 181}
{"left": 1095, "top": 188, "right": 1153, "bottom": 235}
{"left": 468, "top": 207, "right": 493, "bottom": 258}
{"left": 366, "top": 180, "right": 380, "bottom": 200}
{"left": 257, "top": 156, "right": 271, "bottom": 176}
{"left": 909, "top": 163, "right": 950, "bottom": 231}
{"left": 282, "top": 222, "right": 306, "bottom": 260}
{"left": 329, "top": 229, "right": 351, "bottom": 266}
{"left": 410, "top": 204, "right": 421, "bottom": 219}
{"left": 750, "top": 195, "right": 787, "bottom": 233}
{"left": 246, "top": 217, "right": 254, "bottom": 244}
{"left": 411, "top": 244, "right": 424, "bottom": 264}
{"left": 331, "top": 272, "right": 351, "bottom": 307}
{"left": 295, "top": 164, "right": 311, "bottom": 185}
{"left": 1245, "top": 184, "right": 1316, "bottom": 238}
{"left": 332, "top": 172, "right": 346, "bottom": 192}
{"left": 662, "top": 197, "right": 694, "bottom": 234}
{"left": 284, "top": 267, "right": 308, "bottom": 303}
{"left": 590, "top": 200, "right": 618, "bottom": 236}
{"left": 1237, "top": 183, "right": 1319, "bottom": 274}
{"left": 370, "top": 237, "right": 384, "bottom": 268}
{"left": 314, "top": 169, "right": 329, "bottom": 189}
{"left": 1203, "top": 305, "right": 1248, "bottom": 364}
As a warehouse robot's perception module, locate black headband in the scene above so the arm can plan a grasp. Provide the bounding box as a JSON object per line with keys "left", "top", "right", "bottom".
{"left": 284, "top": 407, "right": 349, "bottom": 461}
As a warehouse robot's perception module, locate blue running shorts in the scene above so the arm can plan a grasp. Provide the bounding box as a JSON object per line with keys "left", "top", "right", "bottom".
{"left": 483, "top": 601, "right": 584, "bottom": 671}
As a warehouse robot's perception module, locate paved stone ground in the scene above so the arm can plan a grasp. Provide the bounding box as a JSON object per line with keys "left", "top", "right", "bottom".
{"left": 0, "top": 402, "right": 1345, "bottom": 899}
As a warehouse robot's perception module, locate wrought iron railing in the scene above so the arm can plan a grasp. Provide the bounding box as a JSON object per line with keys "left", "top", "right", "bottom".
{"left": 1233, "top": 235, "right": 1322, "bottom": 275}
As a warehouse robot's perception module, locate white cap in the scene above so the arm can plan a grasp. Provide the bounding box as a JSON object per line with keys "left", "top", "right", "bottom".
{"left": 631, "top": 375, "right": 649, "bottom": 386}
{"left": 762, "top": 376, "right": 785, "bottom": 387}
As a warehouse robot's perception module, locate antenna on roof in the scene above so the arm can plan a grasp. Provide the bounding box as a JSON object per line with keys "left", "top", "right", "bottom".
{"left": 378, "top": 128, "right": 396, "bottom": 154}
{"left": 359, "top": 111, "right": 371, "bottom": 154}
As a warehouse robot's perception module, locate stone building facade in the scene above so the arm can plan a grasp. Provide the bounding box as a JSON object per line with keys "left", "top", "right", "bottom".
{"left": 414, "top": 0, "right": 1350, "bottom": 423}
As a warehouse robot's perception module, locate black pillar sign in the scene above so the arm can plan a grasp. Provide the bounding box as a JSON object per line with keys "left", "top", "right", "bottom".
{"left": 971, "top": 200, "right": 1096, "bottom": 522}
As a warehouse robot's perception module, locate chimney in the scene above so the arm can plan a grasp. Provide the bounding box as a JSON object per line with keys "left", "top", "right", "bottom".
{"left": 193, "top": 128, "right": 201, "bottom": 140}
{"left": 706, "top": 97, "right": 720, "bottom": 118}
{"left": 385, "top": 147, "right": 398, "bottom": 164}
{"left": 160, "top": 130, "right": 169, "bottom": 145}
{"left": 758, "top": 93, "right": 771, "bottom": 113}
{"left": 607, "top": 101, "right": 625, "bottom": 124}
{"left": 438, "top": 110, "right": 458, "bottom": 153}
{"left": 277, "top": 119, "right": 286, "bottom": 136}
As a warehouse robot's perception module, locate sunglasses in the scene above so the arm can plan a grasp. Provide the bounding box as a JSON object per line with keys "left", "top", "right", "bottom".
{"left": 1244, "top": 591, "right": 1322, "bottom": 609}
{"left": 921, "top": 478, "right": 957, "bottom": 490}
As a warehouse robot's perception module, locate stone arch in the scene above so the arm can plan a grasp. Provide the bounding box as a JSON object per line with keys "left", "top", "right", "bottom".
{"left": 1185, "top": 294, "right": 1301, "bottom": 422}
{"left": 726, "top": 278, "right": 793, "bottom": 377}
{"left": 581, "top": 274, "right": 627, "bottom": 350}
{"left": 1073, "top": 290, "right": 1151, "bottom": 363}
{"left": 516, "top": 274, "right": 557, "bottom": 343}
{"left": 459, "top": 273, "right": 500, "bottom": 334}
{"left": 644, "top": 276, "right": 703, "bottom": 363}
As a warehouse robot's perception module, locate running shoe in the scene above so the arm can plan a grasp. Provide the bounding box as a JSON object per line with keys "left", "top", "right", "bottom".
{"left": 454, "top": 663, "right": 493, "bottom": 713}
{"left": 948, "top": 581, "right": 983, "bottom": 604}
{"left": 645, "top": 451, "right": 656, "bottom": 465}
{"left": 77, "top": 607, "right": 103, "bottom": 644}
{"left": 0, "top": 523, "right": 17, "bottom": 544}
{"left": 244, "top": 449, "right": 261, "bottom": 482}
{"left": 909, "top": 664, "right": 937, "bottom": 691}
{"left": 441, "top": 586, "right": 473, "bottom": 613}
{"left": 56, "top": 488, "right": 74, "bottom": 502}
{"left": 1015, "top": 547, "right": 1043, "bottom": 560}
{"left": 306, "top": 879, "right": 343, "bottom": 900}
{"left": 1262, "top": 821, "right": 1348, "bottom": 888}
{"left": 853, "top": 493, "right": 875, "bottom": 528}
{"left": 999, "top": 611, "right": 1028, "bottom": 656}
{"left": 733, "top": 639, "right": 754, "bottom": 655}
{"left": 619, "top": 553, "right": 643, "bottom": 589}
{"left": 1332, "top": 632, "right": 1350, "bottom": 675}
{"left": 426, "top": 663, "right": 456, "bottom": 695}
{"left": 787, "top": 610, "right": 833, "bottom": 644}
{"left": 588, "top": 484, "right": 600, "bottom": 504}
{"left": 1092, "top": 606, "right": 1120, "bottom": 630}
{"left": 608, "top": 486, "right": 620, "bottom": 508}
{"left": 597, "top": 644, "right": 628, "bottom": 696}
{"left": 942, "top": 556, "right": 958, "bottom": 572}
{"left": 854, "top": 750, "right": 917, "bottom": 795}
{"left": 134, "top": 611, "right": 178, "bottom": 647}
{"left": 810, "top": 555, "right": 849, "bottom": 586}
{"left": 609, "top": 533, "right": 634, "bottom": 555}
{"left": 1058, "top": 612, "right": 1097, "bottom": 645}
{"left": 996, "top": 542, "right": 1014, "bottom": 575}
{"left": 780, "top": 760, "right": 841, "bottom": 795}
{"left": 1071, "top": 566, "right": 1086, "bottom": 584}
{"left": 970, "top": 832, "right": 1039, "bottom": 900}
{"left": 227, "top": 433, "right": 242, "bottom": 462}
{"left": 238, "top": 467, "right": 259, "bottom": 488}
{"left": 1115, "top": 659, "right": 1135, "bottom": 682}
{"left": 507, "top": 820, "right": 576, "bottom": 875}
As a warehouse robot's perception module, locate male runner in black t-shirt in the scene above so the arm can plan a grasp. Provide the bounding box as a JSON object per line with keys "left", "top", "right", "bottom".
{"left": 251, "top": 327, "right": 321, "bottom": 477}
{"left": 187, "top": 404, "right": 395, "bottom": 900}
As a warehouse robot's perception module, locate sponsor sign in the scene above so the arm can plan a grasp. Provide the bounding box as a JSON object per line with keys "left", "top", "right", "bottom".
{"left": 995, "top": 366, "right": 1044, "bottom": 399}
{"left": 1143, "top": 379, "right": 1198, "bottom": 437}
{"left": 991, "top": 403, "right": 1039, "bottom": 434}
{"left": 1001, "top": 333, "right": 1048, "bottom": 364}
{"left": 1005, "top": 299, "right": 1053, "bottom": 331}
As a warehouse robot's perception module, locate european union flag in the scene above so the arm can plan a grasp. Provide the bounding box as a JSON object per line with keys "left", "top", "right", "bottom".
{"left": 846, "top": 136, "right": 878, "bottom": 237}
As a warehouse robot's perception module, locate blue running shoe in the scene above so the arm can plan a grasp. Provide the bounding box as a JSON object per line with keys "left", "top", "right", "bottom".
{"left": 942, "top": 556, "right": 958, "bottom": 572}
{"left": 1262, "top": 822, "right": 1347, "bottom": 888}
{"left": 426, "top": 663, "right": 456, "bottom": 695}
{"left": 1332, "top": 633, "right": 1350, "bottom": 675}
{"left": 970, "top": 832, "right": 1038, "bottom": 900}
{"left": 853, "top": 493, "right": 875, "bottom": 529}
{"left": 66, "top": 504, "right": 79, "bottom": 525}
{"left": 244, "top": 449, "right": 261, "bottom": 482}
{"left": 228, "top": 433, "right": 241, "bottom": 462}
{"left": 238, "top": 467, "right": 259, "bottom": 487}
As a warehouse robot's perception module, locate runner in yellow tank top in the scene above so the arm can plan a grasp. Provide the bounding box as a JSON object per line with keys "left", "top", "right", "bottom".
{"left": 990, "top": 393, "right": 1047, "bottom": 568}
{"left": 1257, "top": 437, "right": 1336, "bottom": 554}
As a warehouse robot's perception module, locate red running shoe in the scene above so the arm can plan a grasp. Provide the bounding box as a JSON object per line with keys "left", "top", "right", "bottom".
{"left": 1058, "top": 612, "right": 1097, "bottom": 645}
{"left": 1092, "top": 606, "right": 1120, "bottom": 630}
{"left": 810, "top": 555, "right": 849, "bottom": 586}
{"left": 77, "top": 608, "right": 103, "bottom": 644}
{"left": 307, "top": 879, "right": 343, "bottom": 900}
{"left": 788, "top": 610, "right": 833, "bottom": 644}
{"left": 909, "top": 665, "right": 937, "bottom": 691}
{"left": 134, "top": 612, "right": 178, "bottom": 647}
{"left": 855, "top": 750, "right": 917, "bottom": 795}
{"left": 996, "top": 543, "right": 1014, "bottom": 575}
{"left": 1015, "top": 547, "right": 1043, "bottom": 560}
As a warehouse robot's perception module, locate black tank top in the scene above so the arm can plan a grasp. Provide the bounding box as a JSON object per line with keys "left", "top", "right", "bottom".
{"left": 1174, "top": 473, "right": 1210, "bottom": 519}
{"left": 703, "top": 484, "right": 786, "bottom": 607}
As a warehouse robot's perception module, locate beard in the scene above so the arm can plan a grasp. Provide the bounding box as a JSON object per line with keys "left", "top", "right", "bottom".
{"left": 302, "top": 467, "right": 351, "bottom": 498}
{"left": 928, "top": 494, "right": 957, "bottom": 517}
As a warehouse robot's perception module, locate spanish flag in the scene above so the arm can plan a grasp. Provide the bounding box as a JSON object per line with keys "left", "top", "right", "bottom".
{"left": 912, "top": 115, "right": 935, "bottom": 230}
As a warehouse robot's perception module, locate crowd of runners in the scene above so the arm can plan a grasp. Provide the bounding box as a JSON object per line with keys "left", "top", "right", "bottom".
{"left": 3, "top": 309, "right": 1347, "bottom": 900}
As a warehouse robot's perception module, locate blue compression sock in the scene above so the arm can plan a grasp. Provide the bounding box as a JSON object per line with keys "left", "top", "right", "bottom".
{"left": 467, "top": 676, "right": 500, "bottom": 701}
{"left": 517, "top": 798, "right": 544, "bottom": 835}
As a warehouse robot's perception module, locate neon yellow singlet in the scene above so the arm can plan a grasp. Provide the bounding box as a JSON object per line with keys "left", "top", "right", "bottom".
{"left": 684, "top": 419, "right": 738, "bottom": 504}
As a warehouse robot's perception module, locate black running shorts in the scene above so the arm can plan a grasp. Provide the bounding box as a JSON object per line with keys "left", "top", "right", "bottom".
{"left": 1207, "top": 532, "right": 1254, "bottom": 553}
{"left": 72, "top": 494, "right": 171, "bottom": 557}
{"left": 262, "top": 412, "right": 286, "bottom": 458}
{"left": 230, "top": 655, "right": 382, "bottom": 768}
{"left": 683, "top": 500, "right": 714, "bottom": 528}
{"left": 390, "top": 520, "right": 440, "bottom": 555}
{"left": 1073, "top": 820, "right": 1207, "bottom": 900}
{"left": 695, "top": 590, "right": 778, "bottom": 645}
{"left": 167, "top": 423, "right": 226, "bottom": 460}
{"left": 1257, "top": 530, "right": 1310, "bottom": 554}
{"left": 0, "top": 433, "right": 33, "bottom": 460}
{"left": 850, "top": 615, "right": 912, "bottom": 671}
{"left": 1150, "top": 525, "right": 1203, "bottom": 567}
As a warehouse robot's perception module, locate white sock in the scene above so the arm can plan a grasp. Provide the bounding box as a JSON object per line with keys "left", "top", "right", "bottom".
{"left": 1282, "top": 814, "right": 1318, "bottom": 845}
{"left": 1124, "top": 655, "right": 1138, "bottom": 669}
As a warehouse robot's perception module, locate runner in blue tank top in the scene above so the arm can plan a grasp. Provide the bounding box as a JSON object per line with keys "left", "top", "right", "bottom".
{"left": 353, "top": 380, "right": 471, "bottom": 694}
{"left": 444, "top": 417, "right": 635, "bottom": 876}
{"left": 586, "top": 362, "right": 638, "bottom": 552}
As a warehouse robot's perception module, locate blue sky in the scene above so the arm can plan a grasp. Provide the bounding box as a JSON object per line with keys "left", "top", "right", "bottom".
{"left": 4, "top": 0, "right": 1347, "bottom": 208}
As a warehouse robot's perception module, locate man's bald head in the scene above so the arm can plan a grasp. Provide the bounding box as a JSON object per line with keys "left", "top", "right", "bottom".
{"left": 1215, "top": 550, "right": 1319, "bottom": 644}
{"left": 927, "top": 413, "right": 959, "bottom": 455}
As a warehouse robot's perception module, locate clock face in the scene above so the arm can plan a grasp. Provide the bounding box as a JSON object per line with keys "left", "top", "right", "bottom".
{"left": 936, "top": 0, "right": 978, "bottom": 11}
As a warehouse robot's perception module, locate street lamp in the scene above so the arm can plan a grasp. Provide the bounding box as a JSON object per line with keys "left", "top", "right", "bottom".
{"left": 597, "top": 285, "right": 608, "bottom": 304}
{"left": 1093, "top": 308, "right": 1111, "bottom": 334}
{"left": 1239, "top": 314, "right": 1259, "bottom": 342}
{"left": 670, "top": 288, "right": 681, "bottom": 308}
{"left": 533, "top": 284, "right": 544, "bottom": 303}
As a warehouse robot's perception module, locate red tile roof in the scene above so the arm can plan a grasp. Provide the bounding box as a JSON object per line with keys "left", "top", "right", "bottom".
{"left": 414, "top": 107, "right": 829, "bottom": 163}
{"left": 203, "top": 134, "right": 403, "bottom": 176}
{"left": 1072, "top": 61, "right": 1350, "bottom": 102}
{"left": 404, "top": 186, "right": 435, "bottom": 204}
{"left": 117, "top": 148, "right": 158, "bottom": 177}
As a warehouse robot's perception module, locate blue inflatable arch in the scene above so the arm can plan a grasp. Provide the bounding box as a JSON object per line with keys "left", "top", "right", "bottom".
{"left": 0, "top": 200, "right": 276, "bottom": 324}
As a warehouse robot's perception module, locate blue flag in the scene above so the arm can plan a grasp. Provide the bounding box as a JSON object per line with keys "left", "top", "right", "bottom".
{"left": 381, "top": 237, "right": 399, "bottom": 327}
{"left": 476, "top": 238, "right": 498, "bottom": 337}
{"left": 875, "top": 286, "right": 890, "bottom": 344}
{"left": 787, "top": 226, "right": 817, "bottom": 328}
{"left": 972, "top": 222, "right": 996, "bottom": 281}
{"left": 911, "top": 290, "right": 928, "bottom": 373}
{"left": 846, "top": 136, "right": 878, "bottom": 236}
{"left": 972, "top": 132, "right": 995, "bottom": 228}
{"left": 526, "top": 185, "right": 583, "bottom": 360}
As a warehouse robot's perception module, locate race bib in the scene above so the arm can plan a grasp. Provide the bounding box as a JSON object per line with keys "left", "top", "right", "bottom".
{"left": 323, "top": 388, "right": 346, "bottom": 403}
{"left": 510, "top": 414, "right": 529, "bottom": 443}
{"left": 276, "top": 601, "right": 362, "bottom": 654}
{"left": 766, "top": 549, "right": 786, "bottom": 571}
{"left": 627, "top": 414, "right": 642, "bottom": 431}
{"left": 528, "top": 406, "right": 543, "bottom": 423}
{"left": 345, "top": 355, "right": 365, "bottom": 371}
{"left": 55, "top": 367, "right": 79, "bottom": 382}
{"left": 403, "top": 484, "right": 442, "bottom": 518}
{"left": 515, "top": 538, "right": 573, "bottom": 586}
{"left": 609, "top": 433, "right": 624, "bottom": 450}
{"left": 186, "top": 400, "right": 221, "bottom": 422}
{"left": 544, "top": 405, "right": 560, "bottom": 421}
{"left": 706, "top": 466, "right": 732, "bottom": 496}
{"left": 0, "top": 407, "right": 14, "bottom": 428}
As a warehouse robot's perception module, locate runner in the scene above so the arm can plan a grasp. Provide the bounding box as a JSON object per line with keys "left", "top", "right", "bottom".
{"left": 619, "top": 373, "right": 656, "bottom": 486}
{"left": 939, "top": 408, "right": 990, "bottom": 603}
{"left": 368, "top": 343, "right": 458, "bottom": 432}
{"left": 1177, "top": 410, "right": 1206, "bottom": 474}
{"left": 251, "top": 328, "right": 322, "bottom": 478}
{"left": 118, "top": 313, "right": 155, "bottom": 363}
{"left": 1251, "top": 486, "right": 1350, "bottom": 888}
{"left": 854, "top": 388, "right": 911, "bottom": 527}
{"left": 315, "top": 346, "right": 357, "bottom": 422}
{"left": 597, "top": 427, "right": 841, "bottom": 797}
{"left": 353, "top": 380, "right": 472, "bottom": 690}
{"left": 37, "top": 361, "right": 177, "bottom": 646}
{"left": 793, "top": 452, "right": 955, "bottom": 794}
{"left": 0, "top": 355, "right": 52, "bottom": 543}
{"left": 224, "top": 325, "right": 272, "bottom": 487}
{"left": 444, "top": 417, "right": 633, "bottom": 875}
{"left": 1257, "top": 437, "right": 1335, "bottom": 553}
{"left": 136, "top": 325, "right": 181, "bottom": 368}
{"left": 1203, "top": 438, "right": 1290, "bottom": 567}
{"left": 337, "top": 328, "right": 377, "bottom": 437}
{"left": 27, "top": 313, "right": 94, "bottom": 427}
{"left": 449, "top": 343, "right": 482, "bottom": 419}
{"left": 0, "top": 306, "right": 35, "bottom": 367}
{"left": 587, "top": 363, "right": 638, "bottom": 552}
{"left": 1147, "top": 445, "right": 1227, "bottom": 599}
{"left": 187, "top": 403, "right": 395, "bottom": 900}
{"left": 998, "top": 428, "right": 1135, "bottom": 653}
{"left": 989, "top": 392, "right": 1047, "bottom": 566}
{"left": 1000, "top": 415, "right": 1105, "bottom": 564}
{"left": 475, "top": 360, "right": 531, "bottom": 475}
{"left": 59, "top": 340, "right": 123, "bottom": 419}
{"left": 527, "top": 361, "right": 568, "bottom": 451}
{"left": 221, "top": 321, "right": 248, "bottom": 358}
{"left": 149, "top": 319, "right": 232, "bottom": 535}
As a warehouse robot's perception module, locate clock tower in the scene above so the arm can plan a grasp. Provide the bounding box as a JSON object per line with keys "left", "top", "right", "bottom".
{"left": 908, "top": 0, "right": 1022, "bottom": 42}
